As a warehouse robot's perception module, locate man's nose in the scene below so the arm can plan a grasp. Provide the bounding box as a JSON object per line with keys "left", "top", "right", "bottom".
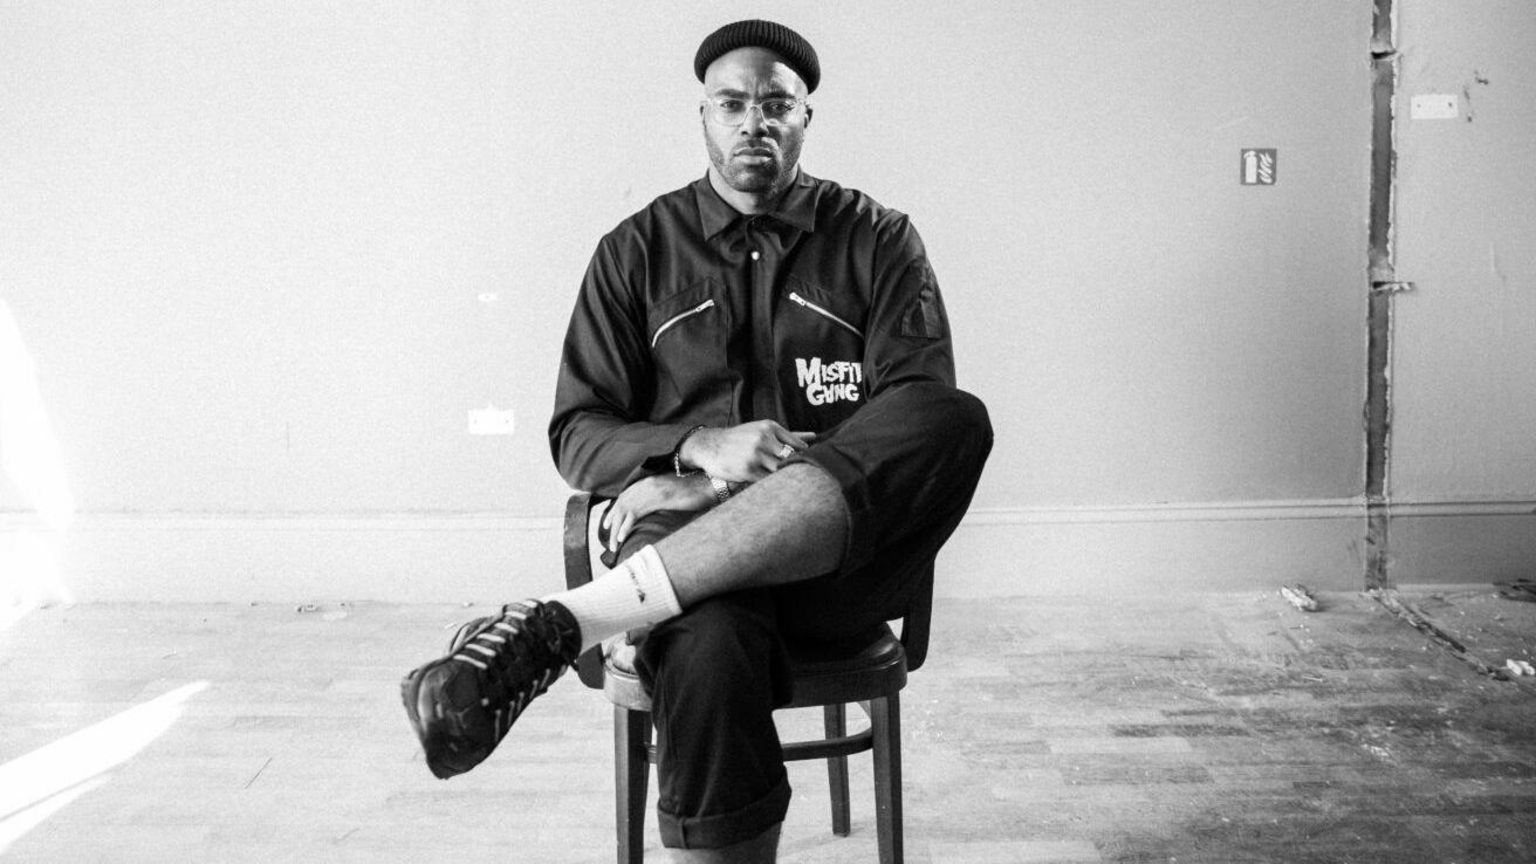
{"left": 738, "top": 104, "right": 769, "bottom": 135}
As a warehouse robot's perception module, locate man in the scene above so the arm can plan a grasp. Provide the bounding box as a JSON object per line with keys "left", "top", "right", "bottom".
{"left": 402, "top": 19, "right": 991, "bottom": 862}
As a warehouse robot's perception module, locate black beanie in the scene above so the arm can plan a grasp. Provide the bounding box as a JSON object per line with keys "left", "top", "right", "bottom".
{"left": 694, "top": 20, "right": 820, "bottom": 93}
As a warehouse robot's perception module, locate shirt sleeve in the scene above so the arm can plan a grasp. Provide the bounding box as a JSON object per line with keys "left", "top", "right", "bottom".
{"left": 861, "top": 218, "right": 957, "bottom": 394}
{"left": 548, "top": 237, "right": 697, "bottom": 497}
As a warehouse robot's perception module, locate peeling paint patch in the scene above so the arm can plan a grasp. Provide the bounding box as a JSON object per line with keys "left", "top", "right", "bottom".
{"left": 1462, "top": 71, "right": 1491, "bottom": 123}
{"left": 1366, "top": 0, "right": 1397, "bottom": 589}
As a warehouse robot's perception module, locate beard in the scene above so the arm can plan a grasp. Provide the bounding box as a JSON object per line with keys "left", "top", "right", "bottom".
{"left": 704, "top": 126, "right": 803, "bottom": 197}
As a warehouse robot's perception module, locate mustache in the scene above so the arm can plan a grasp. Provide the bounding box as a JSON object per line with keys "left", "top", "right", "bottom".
{"left": 733, "top": 141, "right": 779, "bottom": 156}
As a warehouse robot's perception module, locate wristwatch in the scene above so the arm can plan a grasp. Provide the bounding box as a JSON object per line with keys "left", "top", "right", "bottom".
{"left": 708, "top": 474, "right": 732, "bottom": 504}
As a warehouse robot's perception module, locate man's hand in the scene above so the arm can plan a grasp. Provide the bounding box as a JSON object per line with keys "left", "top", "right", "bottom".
{"left": 601, "top": 473, "right": 714, "bottom": 554}
{"left": 680, "top": 420, "right": 815, "bottom": 482}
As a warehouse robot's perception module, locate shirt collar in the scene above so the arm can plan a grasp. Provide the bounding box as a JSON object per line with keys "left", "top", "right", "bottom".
{"left": 694, "top": 169, "right": 818, "bottom": 240}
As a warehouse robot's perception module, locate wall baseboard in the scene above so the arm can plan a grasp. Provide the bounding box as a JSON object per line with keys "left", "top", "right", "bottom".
{"left": 936, "top": 499, "right": 1368, "bottom": 597}
{"left": 1378, "top": 499, "right": 1536, "bottom": 585}
{"left": 2, "top": 498, "right": 1526, "bottom": 602}
{"left": 18, "top": 512, "right": 566, "bottom": 605}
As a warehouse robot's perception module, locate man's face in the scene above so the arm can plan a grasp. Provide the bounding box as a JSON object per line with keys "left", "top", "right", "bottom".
{"left": 701, "top": 47, "right": 811, "bottom": 198}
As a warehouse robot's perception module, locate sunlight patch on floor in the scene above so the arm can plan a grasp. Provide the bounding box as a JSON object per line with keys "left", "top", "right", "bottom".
{"left": 0, "top": 681, "right": 209, "bottom": 854}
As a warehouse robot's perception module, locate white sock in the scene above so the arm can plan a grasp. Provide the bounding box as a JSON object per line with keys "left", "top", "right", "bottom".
{"left": 541, "top": 545, "right": 682, "bottom": 653}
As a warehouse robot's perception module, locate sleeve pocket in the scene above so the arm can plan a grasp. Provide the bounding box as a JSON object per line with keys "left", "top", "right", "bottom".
{"left": 897, "top": 261, "right": 948, "bottom": 340}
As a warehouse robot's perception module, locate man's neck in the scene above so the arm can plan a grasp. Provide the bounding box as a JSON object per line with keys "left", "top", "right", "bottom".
{"left": 707, "top": 166, "right": 797, "bottom": 216}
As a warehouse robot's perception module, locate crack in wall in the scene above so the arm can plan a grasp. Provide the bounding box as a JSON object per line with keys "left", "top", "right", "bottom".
{"left": 1365, "top": 0, "right": 1399, "bottom": 590}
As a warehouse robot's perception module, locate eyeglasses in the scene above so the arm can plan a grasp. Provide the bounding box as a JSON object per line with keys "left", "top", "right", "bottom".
{"left": 702, "top": 96, "right": 808, "bottom": 127}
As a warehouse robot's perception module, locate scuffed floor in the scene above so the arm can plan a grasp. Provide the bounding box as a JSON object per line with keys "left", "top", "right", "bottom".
{"left": 1, "top": 587, "right": 1532, "bottom": 863}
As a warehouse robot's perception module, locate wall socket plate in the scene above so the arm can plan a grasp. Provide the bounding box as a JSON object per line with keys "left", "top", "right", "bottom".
{"left": 1410, "top": 93, "right": 1459, "bottom": 120}
{"left": 468, "top": 406, "right": 515, "bottom": 436}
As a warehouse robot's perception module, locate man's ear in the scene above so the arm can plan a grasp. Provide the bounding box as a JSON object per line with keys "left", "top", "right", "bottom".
{"left": 804, "top": 105, "right": 813, "bottom": 128}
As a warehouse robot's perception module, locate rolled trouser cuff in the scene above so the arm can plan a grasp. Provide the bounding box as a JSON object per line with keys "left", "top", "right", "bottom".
{"left": 657, "top": 772, "right": 792, "bottom": 849}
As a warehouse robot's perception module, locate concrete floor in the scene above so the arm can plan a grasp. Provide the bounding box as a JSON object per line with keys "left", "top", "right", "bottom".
{"left": 1, "top": 586, "right": 1532, "bottom": 863}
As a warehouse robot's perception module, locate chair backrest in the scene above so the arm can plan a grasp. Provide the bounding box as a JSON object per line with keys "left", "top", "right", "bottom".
{"left": 562, "top": 492, "right": 608, "bottom": 689}
{"left": 561, "top": 491, "right": 935, "bottom": 684}
{"left": 900, "top": 561, "right": 934, "bottom": 673}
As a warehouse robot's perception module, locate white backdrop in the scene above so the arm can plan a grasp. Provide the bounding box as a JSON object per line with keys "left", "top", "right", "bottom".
{"left": 1, "top": 1, "right": 1381, "bottom": 600}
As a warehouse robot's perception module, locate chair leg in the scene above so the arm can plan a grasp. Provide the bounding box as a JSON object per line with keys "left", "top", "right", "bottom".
{"left": 870, "top": 693, "right": 903, "bottom": 864}
{"left": 615, "top": 706, "right": 651, "bottom": 864}
{"left": 823, "top": 703, "right": 851, "bottom": 836}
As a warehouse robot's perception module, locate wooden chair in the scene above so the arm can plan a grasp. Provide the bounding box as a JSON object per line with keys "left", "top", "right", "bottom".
{"left": 562, "top": 492, "right": 931, "bottom": 864}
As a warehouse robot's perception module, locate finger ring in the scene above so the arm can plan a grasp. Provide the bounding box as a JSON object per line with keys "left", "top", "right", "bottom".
{"left": 777, "top": 443, "right": 795, "bottom": 459}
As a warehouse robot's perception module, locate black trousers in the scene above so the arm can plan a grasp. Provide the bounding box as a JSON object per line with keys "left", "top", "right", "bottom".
{"left": 616, "top": 381, "right": 993, "bottom": 849}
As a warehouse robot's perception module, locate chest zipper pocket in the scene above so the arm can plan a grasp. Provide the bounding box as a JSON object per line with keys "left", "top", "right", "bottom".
{"left": 788, "top": 292, "right": 862, "bottom": 339}
{"left": 650, "top": 298, "right": 716, "bottom": 348}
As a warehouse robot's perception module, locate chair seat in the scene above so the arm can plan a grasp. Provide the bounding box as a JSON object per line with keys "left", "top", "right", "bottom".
{"left": 601, "top": 625, "right": 908, "bottom": 712}
{"left": 786, "top": 625, "right": 907, "bottom": 708}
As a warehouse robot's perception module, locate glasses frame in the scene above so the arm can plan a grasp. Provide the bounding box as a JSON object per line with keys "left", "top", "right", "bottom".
{"left": 700, "top": 95, "right": 810, "bottom": 127}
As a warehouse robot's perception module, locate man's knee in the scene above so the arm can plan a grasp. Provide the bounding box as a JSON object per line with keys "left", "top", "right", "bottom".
{"left": 896, "top": 381, "right": 991, "bottom": 439}
{"left": 945, "top": 386, "right": 993, "bottom": 469}
{"left": 875, "top": 382, "right": 993, "bottom": 471}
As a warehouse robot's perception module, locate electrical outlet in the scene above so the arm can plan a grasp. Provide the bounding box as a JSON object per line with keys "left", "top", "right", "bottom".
{"left": 1410, "top": 94, "right": 1458, "bottom": 120}
{"left": 468, "top": 405, "right": 515, "bottom": 436}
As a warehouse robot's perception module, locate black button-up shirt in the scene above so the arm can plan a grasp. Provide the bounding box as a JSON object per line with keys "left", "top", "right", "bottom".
{"left": 549, "top": 170, "right": 955, "bottom": 496}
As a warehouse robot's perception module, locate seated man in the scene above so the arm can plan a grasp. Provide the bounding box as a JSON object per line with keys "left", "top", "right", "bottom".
{"left": 402, "top": 19, "right": 992, "bottom": 863}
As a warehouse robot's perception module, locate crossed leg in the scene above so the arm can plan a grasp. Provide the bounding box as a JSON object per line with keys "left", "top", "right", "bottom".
{"left": 401, "top": 382, "right": 993, "bottom": 861}
{"left": 660, "top": 462, "right": 847, "bottom": 605}
{"left": 605, "top": 383, "right": 994, "bottom": 858}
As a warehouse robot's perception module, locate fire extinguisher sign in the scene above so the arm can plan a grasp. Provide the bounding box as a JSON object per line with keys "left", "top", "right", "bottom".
{"left": 1241, "top": 149, "right": 1277, "bottom": 186}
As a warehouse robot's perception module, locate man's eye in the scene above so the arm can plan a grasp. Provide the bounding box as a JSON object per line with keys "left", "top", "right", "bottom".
{"left": 716, "top": 99, "right": 744, "bottom": 113}
{"left": 763, "top": 100, "right": 794, "bottom": 117}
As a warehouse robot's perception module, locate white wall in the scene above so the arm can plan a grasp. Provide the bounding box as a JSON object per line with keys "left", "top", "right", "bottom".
{"left": 1, "top": 1, "right": 1377, "bottom": 602}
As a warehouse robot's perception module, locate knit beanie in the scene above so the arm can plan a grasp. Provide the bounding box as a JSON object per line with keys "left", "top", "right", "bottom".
{"left": 694, "top": 20, "right": 820, "bottom": 93}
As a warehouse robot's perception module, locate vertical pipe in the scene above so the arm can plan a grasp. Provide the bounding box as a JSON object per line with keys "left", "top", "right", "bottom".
{"left": 1365, "top": 0, "right": 1398, "bottom": 589}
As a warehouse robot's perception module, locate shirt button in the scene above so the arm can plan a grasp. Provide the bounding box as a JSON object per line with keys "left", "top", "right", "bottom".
{"left": 750, "top": 250, "right": 761, "bottom": 261}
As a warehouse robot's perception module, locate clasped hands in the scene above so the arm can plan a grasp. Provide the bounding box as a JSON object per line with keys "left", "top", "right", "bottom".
{"left": 600, "top": 419, "right": 815, "bottom": 554}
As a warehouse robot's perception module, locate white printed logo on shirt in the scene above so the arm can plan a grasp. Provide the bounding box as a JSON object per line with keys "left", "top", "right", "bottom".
{"left": 795, "top": 357, "right": 863, "bottom": 406}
